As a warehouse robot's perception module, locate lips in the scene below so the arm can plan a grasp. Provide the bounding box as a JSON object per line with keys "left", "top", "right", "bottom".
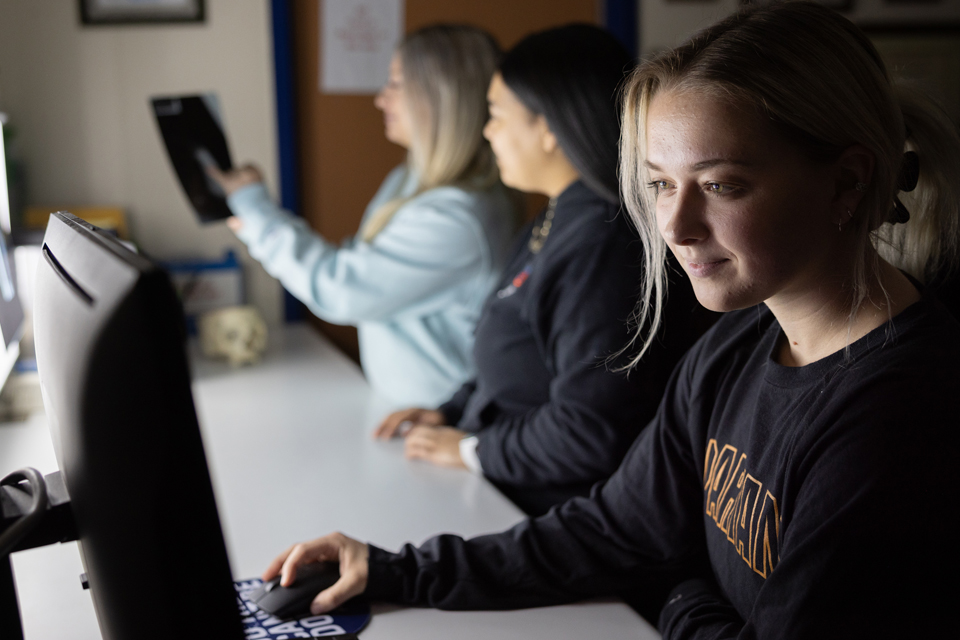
{"left": 685, "top": 258, "right": 728, "bottom": 278}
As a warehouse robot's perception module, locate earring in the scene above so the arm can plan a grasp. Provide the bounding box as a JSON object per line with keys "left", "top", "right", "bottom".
{"left": 839, "top": 208, "right": 852, "bottom": 232}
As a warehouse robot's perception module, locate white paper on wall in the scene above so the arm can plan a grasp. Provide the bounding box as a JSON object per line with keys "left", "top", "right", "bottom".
{"left": 320, "top": 0, "right": 404, "bottom": 95}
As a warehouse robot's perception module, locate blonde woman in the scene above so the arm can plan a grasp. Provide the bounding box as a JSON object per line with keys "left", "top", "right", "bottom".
{"left": 260, "top": 3, "right": 960, "bottom": 636}
{"left": 212, "top": 25, "right": 517, "bottom": 406}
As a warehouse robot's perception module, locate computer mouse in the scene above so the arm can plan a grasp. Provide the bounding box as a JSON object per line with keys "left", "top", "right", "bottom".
{"left": 249, "top": 561, "right": 341, "bottom": 619}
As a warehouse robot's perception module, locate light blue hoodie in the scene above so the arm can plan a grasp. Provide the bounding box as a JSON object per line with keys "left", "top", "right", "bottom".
{"left": 227, "top": 166, "right": 517, "bottom": 406}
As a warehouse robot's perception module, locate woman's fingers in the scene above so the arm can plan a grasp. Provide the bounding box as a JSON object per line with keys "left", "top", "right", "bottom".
{"left": 374, "top": 408, "right": 423, "bottom": 439}
{"left": 226, "top": 216, "right": 244, "bottom": 233}
{"left": 269, "top": 535, "right": 342, "bottom": 587}
{"left": 310, "top": 536, "right": 370, "bottom": 614}
{"left": 237, "top": 163, "right": 264, "bottom": 182}
{"left": 405, "top": 427, "right": 439, "bottom": 458}
{"left": 262, "top": 544, "right": 296, "bottom": 582}
{"left": 262, "top": 533, "right": 370, "bottom": 615}
{"left": 373, "top": 409, "right": 406, "bottom": 439}
{"left": 311, "top": 573, "right": 365, "bottom": 614}
{"left": 418, "top": 409, "right": 445, "bottom": 426}
{"left": 205, "top": 163, "right": 227, "bottom": 185}
{"left": 404, "top": 426, "right": 467, "bottom": 469}
{"left": 279, "top": 543, "right": 312, "bottom": 587}
{"left": 204, "top": 163, "right": 263, "bottom": 196}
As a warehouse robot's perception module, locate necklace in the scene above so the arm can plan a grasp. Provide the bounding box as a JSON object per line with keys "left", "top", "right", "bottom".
{"left": 528, "top": 197, "right": 557, "bottom": 254}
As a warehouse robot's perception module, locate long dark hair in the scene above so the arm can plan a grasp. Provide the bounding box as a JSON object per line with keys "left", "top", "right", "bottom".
{"left": 499, "top": 24, "right": 634, "bottom": 203}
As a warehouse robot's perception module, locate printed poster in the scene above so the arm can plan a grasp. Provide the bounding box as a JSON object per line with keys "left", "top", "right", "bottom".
{"left": 320, "top": 0, "right": 404, "bottom": 94}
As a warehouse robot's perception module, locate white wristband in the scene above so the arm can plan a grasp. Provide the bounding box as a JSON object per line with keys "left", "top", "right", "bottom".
{"left": 459, "top": 435, "right": 483, "bottom": 475}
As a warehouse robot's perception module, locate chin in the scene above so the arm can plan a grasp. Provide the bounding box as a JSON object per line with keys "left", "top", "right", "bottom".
{"left": 497, "top": 169, "right": 521, "bottom": 191}
{"left": 385, "top": 131, "right": 409, "bottom": 148}
{"left": 696, "top": 298, "right": 734, "bottom": 313}
{"left": 690, "top": 285, "right": 760, "bottom": 314}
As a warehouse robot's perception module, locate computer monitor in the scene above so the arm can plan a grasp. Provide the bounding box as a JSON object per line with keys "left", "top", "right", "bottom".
{"left": 33, "top": 212, "right": 243, "bottom": 639}
{"left": 0, "top": 119, "right": 25, "bottom": 392}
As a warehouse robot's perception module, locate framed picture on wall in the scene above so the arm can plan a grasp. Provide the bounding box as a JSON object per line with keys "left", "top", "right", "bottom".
{"left": 79, "top": 0, "right": 205, "bottom": 25}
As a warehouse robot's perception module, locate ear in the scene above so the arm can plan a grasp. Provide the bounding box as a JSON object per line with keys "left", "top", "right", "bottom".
{"left": 831, "top": 144, "right": 875, "bottom": 226}
{"left": 538, "top": 116, "right": 560, "bottom": 154}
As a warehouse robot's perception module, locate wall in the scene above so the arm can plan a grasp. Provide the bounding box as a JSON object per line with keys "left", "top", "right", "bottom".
{"left": 0, "top": 0, "right": 284, "bottom": 327}
{"left": 640, "top": 0, "right": 738, "bottom": 54}
{"left": 640, "top": 0, "right": 960, "bottom": 55}
{"left": 844, "top": 0, "right": 960, "bottom": 24}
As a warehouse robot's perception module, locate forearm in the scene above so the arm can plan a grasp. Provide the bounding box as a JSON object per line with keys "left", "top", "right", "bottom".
{"left": 228, "top": 184, "right": 345, "bottom": 318}
{"left": 364, "top": 535, "right": 579, "bottom": 610}
{"left": 474, "top": 398, "right": 643, "bottom": 486}
{"left": 364, "top": 508, "right": 630, "bottom": 610}
{"left": 229, "top": 184, "right": 491, "bottom": 323}
{"left": 364, "top": 460, "right": 708, "bottom": 612}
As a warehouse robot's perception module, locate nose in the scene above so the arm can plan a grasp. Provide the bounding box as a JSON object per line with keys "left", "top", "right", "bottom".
{"left": 374, "top": 88, "right": 387, "bottom": 111}
{"left": 658, "top": 187, "right": 707, "bottom": 247}
{"left": 482, "top": 119, "right": 494, "bottom": 142}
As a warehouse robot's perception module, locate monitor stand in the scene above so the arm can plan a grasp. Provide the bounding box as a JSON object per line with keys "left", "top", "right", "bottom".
{"left": 0, "top": 471, "right": 77, "bottom": 640}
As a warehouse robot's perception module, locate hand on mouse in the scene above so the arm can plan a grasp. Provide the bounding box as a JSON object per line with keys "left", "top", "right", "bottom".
{"left": 263, "top": 532, "right": 369, "bottom": 615}
{"left": 373, "top": 407, "right": 445, "bottom": 439}
{"left": 404, "top": 425, "right": 469, "bottom": 469}
{"left": 205, "top": 163, "right": 263, "bottom": 197}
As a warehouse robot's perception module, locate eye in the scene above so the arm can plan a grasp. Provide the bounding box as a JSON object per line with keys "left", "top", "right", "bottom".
{"left": 646, "top": 180, "right": 672, "bottom": 197}
{"left": 705, "top": 182, "right": 732, "bottom": 196}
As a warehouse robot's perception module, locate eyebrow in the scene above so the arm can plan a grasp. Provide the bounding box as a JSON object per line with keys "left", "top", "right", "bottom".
{"left": 643, "top": 158, "right": 756, "bottom": 171}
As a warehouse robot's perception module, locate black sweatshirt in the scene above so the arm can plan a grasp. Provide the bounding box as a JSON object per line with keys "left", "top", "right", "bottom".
{"left": 439, "top": 180, "right": 710, "bottom": 514}
{"left": 368, "top": 295, "right": 960, "bottom": 638}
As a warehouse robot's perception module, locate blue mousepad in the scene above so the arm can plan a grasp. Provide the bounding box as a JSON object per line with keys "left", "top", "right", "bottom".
{"left": 235, "top": 578, "right": 371, "bottom": 638}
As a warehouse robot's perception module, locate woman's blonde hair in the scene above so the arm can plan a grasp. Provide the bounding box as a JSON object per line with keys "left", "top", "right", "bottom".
{"left": 361, "top": 24, "right": 501, "bottom": 241}
{"left": 620, "top": 0, "right": 960, "bottom": 364}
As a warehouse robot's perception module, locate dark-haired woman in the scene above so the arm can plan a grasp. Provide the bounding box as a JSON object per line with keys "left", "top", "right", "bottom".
{"left": 374, "top": 24, "right": 711, "bottom": 516}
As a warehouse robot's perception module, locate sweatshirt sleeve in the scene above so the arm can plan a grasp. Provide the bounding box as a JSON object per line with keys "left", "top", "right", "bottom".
{"left": 364, "top": 354, "right": 711, "bottom": 610}
{"left": 473, "top": 234, "right": 659, "bottom": 486}
{"left": 656, "top": 579, "right": 743, "bottom": 639}
{"left": 227, "top": 183, "right": 491, "bottom": 324}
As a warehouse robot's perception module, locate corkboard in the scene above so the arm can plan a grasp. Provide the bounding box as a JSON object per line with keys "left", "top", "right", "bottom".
{"left": 293, "top": 0, "right": 600, "bottom": 362}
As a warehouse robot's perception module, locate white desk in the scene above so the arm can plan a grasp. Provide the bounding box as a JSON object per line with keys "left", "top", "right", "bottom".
{"left": 1, "top": 324, "right": 657, "bottom": 639}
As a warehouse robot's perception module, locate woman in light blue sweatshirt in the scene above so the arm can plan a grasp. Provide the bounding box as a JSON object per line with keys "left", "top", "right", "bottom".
{"left": 211, "top": 25, "right": 518, "bottom": 406}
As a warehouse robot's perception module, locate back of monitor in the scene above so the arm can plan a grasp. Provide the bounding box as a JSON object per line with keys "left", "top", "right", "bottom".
{"left": 34, "top": 212, "right": 242, "bottom": 639}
